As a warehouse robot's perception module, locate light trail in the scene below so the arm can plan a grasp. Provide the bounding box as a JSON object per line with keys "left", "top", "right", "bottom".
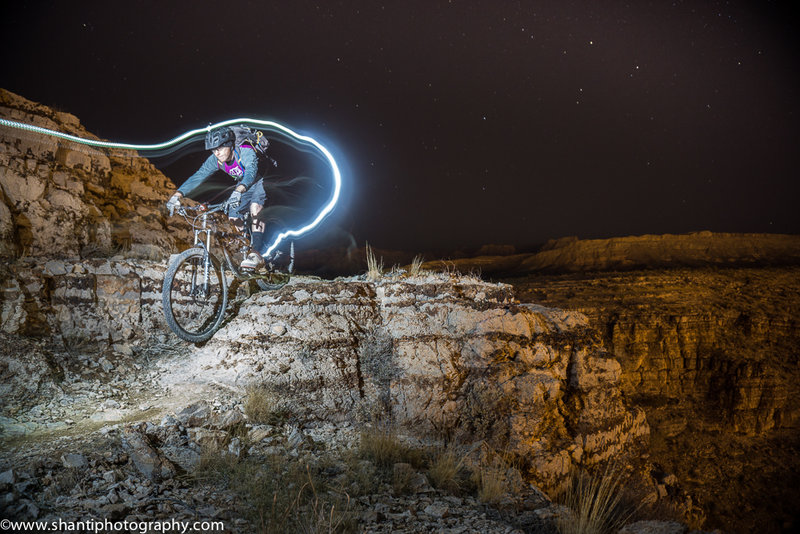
{"left": 0, "top": 117, "right": 342, "bottom": 258}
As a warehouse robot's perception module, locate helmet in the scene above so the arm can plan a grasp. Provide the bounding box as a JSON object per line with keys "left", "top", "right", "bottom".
{"left": 205, "top": 127, "right": 235, "bottom": 150}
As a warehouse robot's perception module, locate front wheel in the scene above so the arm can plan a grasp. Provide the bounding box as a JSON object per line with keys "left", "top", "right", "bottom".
{"left": 162, "top": 247, "right": 228, "bottom": 342}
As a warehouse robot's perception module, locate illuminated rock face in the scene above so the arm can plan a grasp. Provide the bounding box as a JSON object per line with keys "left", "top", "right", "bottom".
{"left": 0, "top": 89, "right": 189, "bottom": 260}
{"left": 0, "top": 258, "right": 651, "bottom": 484}
{"left": 158, "top": 275, "right": 649, "bottom": 490}
{"left": 1, "top": 259, "right": 166, "bottom": 341}
{"left": 1, "top": 259, "right": 649, "bottom": 490}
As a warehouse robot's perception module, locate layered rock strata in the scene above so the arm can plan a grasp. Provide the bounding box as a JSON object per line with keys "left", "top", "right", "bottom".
{"left": 1, "top": 259, "right": 167, "bottom": 343}
{"left": 159, "top": 274, "right": 649, "bottom": 491}
{"left": 512, "top": 267, "right": 800, "bottom": 437}
{"left": 2, "top": 255, "right": 649, "bottom": 492}
{"left": 0, "top": 88, "right": 190, "bottom": 260}
{"left": 421, "top": 232, "right": 800, "bottom": 278}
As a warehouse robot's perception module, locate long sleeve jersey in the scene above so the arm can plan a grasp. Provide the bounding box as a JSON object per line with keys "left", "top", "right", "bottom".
{"left": 177, "top": 146, "right": 259, "bottom": 197}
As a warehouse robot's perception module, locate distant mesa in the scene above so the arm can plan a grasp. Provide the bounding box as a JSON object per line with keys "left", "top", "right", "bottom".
{"left": 421, "top": 232, "right": 800, "bottom": 276}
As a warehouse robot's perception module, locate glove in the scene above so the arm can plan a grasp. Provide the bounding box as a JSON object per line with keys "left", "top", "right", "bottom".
{"left": 226, "top": 190, "right": 243, "bottom": 214}
{"left": 166, "top": 194, "right": 181, "bottom": 216}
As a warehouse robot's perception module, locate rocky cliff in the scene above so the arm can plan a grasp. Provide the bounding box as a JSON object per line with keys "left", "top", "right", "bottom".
{"left": 0, "top": 88, "right": 190, "bottom": 260}
{"left": 1, "top": 256, "right": 650, "bottom": 491}
{"left": 161, "top": 274, "right": 650, "bottom": 489}
{"left": 1, "top": 257, "right": 662, "bottom": 530}
{"left": 506, "top": 265, "right": 800, "bottom": 533}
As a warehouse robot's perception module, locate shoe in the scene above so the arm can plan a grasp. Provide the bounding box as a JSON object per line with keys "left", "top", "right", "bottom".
{"left": 240, "top": 252, "right": 263, "bottom": 270}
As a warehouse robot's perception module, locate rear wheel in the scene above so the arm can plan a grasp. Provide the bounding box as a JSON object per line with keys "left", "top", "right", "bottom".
{"left": 162, "top": 248, "right": 228, "bottom": 342}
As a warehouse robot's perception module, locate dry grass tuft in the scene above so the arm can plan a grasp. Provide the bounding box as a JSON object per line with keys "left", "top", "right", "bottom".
{"left": 365, "top": 243, "right": 384, "bottom": 281}
{"left": 427, "top": 448, "right": 465, "bottom": 493}
{"left": 359, "top": 427, "right": 423, "bottom": 470}
{"left": 468, "top": 450, "right": 515, "bottom": 504}
{"left": 392, "top": 462, "right": 417, "bottom": 495}
{"left": 244, "top": 385, "right": 290, "bottom": 425}
{"left": 555, "top": 467, "right": 635, "bottom": 534}
{"left": 474, "top": 463, "right": 507, "bottom": 504}
{"left": 407, "top": 255, "right": 425, "bottom": 277}
{"left": 193, "top": 444, "right": 241, "bottom": 484}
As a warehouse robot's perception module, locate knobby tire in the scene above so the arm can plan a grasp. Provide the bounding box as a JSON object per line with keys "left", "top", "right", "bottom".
{"left": 162, "top": 247, "right": 228, "bottom": 343}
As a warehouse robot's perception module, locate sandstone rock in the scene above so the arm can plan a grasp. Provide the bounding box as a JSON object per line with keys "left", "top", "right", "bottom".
{"left": 176, "top": 402, "right": 211, "bottom": 427}
{"left": 1, "top": 259, "right": 167, "bottom": 341}
{"left": 211, "top": 410, "right": 244, "bottom": 430}
{"left": 61, "top": 453, "right": 88, "bottom": 469}
{"left": 161, "top": 446, "right": 202, "bottom": 472}
{"left": 154, "top": 275, "right": 649, "bottom": 492}
{"left": 0, "top": 89, "right": 192, "bottom": 260}
{"left": 509, "top": 265, "right": 800, "bottom": 532}
{"left": 247, "top": 426, "right": 273, "bottom": 443}
{"left": 0, "top": 334, "right": 63, "bottom": 414}
{"left": 121, "top": 426, "right": 176, "bottom": 482}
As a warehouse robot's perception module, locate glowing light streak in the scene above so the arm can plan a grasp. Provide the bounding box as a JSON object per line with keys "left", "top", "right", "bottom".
{"left": 0, "top": 117, "right": 342, "bottom": 259}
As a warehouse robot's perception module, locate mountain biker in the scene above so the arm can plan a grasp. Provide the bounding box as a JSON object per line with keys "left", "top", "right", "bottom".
{"left": 165, "top": 126, "right": 267, "bottom": 270}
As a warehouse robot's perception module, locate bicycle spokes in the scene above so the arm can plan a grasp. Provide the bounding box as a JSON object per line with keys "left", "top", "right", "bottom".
{"left": 163, "top": 249, "right": 228, "bottom": 342}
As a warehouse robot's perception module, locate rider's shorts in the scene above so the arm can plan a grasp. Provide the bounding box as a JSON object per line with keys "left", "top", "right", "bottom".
{"left": 231, "top": 179, "right": 267, "bottom": 217}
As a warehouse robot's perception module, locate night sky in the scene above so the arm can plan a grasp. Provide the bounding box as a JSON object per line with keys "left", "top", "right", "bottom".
{"left": 2, "top": 1, "right": 797, "bottom": 252}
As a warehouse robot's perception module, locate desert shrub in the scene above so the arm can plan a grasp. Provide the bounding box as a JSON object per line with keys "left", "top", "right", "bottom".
{"left": 407, "top": 255, "right": 425, "bottom": 277}
{"left": 473, "top": 462, "right": 507, "bottom": 504}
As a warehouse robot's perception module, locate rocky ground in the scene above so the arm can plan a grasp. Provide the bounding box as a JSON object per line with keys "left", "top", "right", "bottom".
{"left": 1, "top": 272, "right": 713, "bottom": 534}
{"left": 0, "top": 326, "right": 563, "bottom": 534}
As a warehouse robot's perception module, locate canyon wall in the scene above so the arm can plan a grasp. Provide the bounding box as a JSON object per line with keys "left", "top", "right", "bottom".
{"left": 509, "top": 266, "right": 800, "bottom": 532}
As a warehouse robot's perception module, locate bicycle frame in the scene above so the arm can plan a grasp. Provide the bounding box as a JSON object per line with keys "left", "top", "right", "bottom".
{"left": 176, "top": 202, "right": 291, "bottom": 281}
{"left": 163, "top": 201, "right": 292, "bottom": 342}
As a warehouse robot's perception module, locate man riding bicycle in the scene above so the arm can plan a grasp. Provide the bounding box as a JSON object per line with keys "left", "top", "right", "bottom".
{"left": 166, "top": 126, "right": 268, "bottom": 270}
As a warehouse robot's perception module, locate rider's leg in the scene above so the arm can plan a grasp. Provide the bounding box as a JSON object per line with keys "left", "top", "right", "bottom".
{"left": 237, "top": 180, "right": 268, "bottom": 270}
{"left": 250, "top": 203, "right": 265, "bottom": 255}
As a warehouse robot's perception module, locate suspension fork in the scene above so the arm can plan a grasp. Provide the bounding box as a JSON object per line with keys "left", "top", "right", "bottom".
{"left": 202, "top": 213, "right": 212, "bottom": 291}
{"left": 188, "top": 212, "right": 213, "bottom": 296}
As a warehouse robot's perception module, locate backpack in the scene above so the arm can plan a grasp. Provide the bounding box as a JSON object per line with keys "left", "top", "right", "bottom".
{"left": 228, "top": 125, "right": 278, "bottom": 169}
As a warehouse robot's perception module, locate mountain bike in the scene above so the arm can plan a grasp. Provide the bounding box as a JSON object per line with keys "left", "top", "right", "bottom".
{"left": 162, "top": 201, "right": 292, "bottom": 342}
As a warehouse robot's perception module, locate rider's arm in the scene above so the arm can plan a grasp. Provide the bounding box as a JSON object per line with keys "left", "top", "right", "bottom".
{"left": 238, "top": 147, "right": 259, "bottom": 191}
{"left": 176, "top": 154, "right": 219, "bottom": 197}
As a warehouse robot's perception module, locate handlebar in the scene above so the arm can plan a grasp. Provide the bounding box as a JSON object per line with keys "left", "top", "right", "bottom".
{"left": 169, "top": 201, "right": 234, "bottom": 232}
{"left": 175, "top": 201, "right": 228, "bottom": 216}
